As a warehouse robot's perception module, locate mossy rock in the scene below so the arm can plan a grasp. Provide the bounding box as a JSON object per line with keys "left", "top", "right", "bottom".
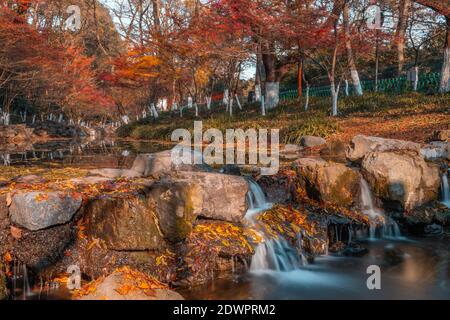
{"left": 0, "top": 262, "right": 7, "bottom": 300}
{"left": 147, "top": 180, "right": 202, "bottom": 243}
{"left": 294, "top": 158, "right": 360, "bottom": 207}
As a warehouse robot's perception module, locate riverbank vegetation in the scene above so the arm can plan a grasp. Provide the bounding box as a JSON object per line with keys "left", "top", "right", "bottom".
{"left": 118, "top": 92, "right": 449, "bottom": 144}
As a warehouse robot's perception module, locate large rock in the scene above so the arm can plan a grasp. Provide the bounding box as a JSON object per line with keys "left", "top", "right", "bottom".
{"left": 79, "top": 270, "right": 184, "bottom": 300}
{"left": 9, "top": 191, "right": 82, "bottom": 231}
{"left": 346, "top": 135, "right": 421, "bottom": 162}
{"left": 177, "top": 172, "right": 249, "bottom": 222}
{"left": 0, "top": 262, "right": 7, "bottom": 300}
{"left": 432, "top": 129, "right": 450, "bottom": 142}
{"left": 85, "top": 194, "right": 165, "bottom": 251}
{"left": 0, "top": 193, "right": 9, "bottom": 230}
{"left": 12, "top": 224, "right": 75, "bottom": 270}
{"left": 361, "top": 151, "right": 440, "bottom": 211}
{"left": 89, "top": 149, "right": 211, "bottom": 179}
{"left": 420, "top": 141, "right": 449, "bottom": 161}
{"left": 88, "top": 168, "right": 143, "bottom": 179}
{"left": 136, "top": 149, "right": 211, "bottom": 178}
{"left": 0, "top": 124, "right": 34, "bottom": 143}
{"left": 301, "top": 136, "right": 326, "bottom": 147}
{"left": 147, "top": 181, "right": 202, "bottom": 243}
{"left": 293, "top": 158, "right": 360, "bottom": 206}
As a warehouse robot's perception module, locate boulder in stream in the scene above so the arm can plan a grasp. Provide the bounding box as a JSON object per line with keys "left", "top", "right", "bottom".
{"left": 147, "top": 180, "right": 203, "bottom": 243}
{"left": 0, "top": 124, "right": 35, "bottom": 143}
{"left": 176, "top": 172, "right": 249, "bottom": 222}
{"left": 133, "top": 150, "right": 212, "bottom": 178}
{"left": 293, "top": 158, "right": 360, "bottom": 206}
{"left": 77, "top": 268, "right": 184, "bottom": 300}
{"left": 420, "top": 141, "right": 449, "bottom": 161}
{"left": 346, "top": 135, "right": 421, "bottom": 162}
{"left": 84, "top": 193, "right": 166, "bottom": 251}
{"left": 361, "top": 151, "right": 440, "bottom": 211}
{"left": 9, "top": 191, "right": 82, "bottom": 231}
{"left": 300, "top": 136, "right": 326, "bottom": 148}
{"left": 0, "top": 262, "right": 7, "bottom": 300}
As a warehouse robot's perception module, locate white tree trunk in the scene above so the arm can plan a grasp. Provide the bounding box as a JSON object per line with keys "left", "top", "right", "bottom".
{"left": 206, "top": 96, "right": 212, "bottom": 110}
{"left": 265, "top": 82, "right": 279, "bottom": 109}
{"left": 255, "top": 84, "right": 261, "bottom": 102}
{"left": 331, "top": 84, "right": 340, "bottom": 116}
{"left": 345, "top": 80, "right": 349, "bottom": 96}
{"left": 223, "top": 89, "right": 229, "bottom": 106}
{"left": 440, "top": 46, "right": 450, "bottom": 93}
{"left": 261, "top": 96, "right": 266, "bottom": 116}
{"left": 229, "top": 97, "right": 233, "bottom": 117}
{"left": 304, "top": 85, "right": 310, "bottom": 111}
{"left": 235, "top": 94, "right": 242, "bottom": 110}
{"left": 413, "top": 66, "right": 419, "bottom": 91}
{"left": 194, "top": 103, "right": 199, "bottom": 117}
{"left": 350, "top": 70, "right": 363, "bottom": 96}
{"left": 151, "top": 103, "right": 159, "bottom": 119}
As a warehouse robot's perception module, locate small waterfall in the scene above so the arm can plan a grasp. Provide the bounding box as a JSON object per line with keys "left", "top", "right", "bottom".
{"left": 441, "top": 172, "right": 450, "bottom": 208}
{"left": 360, "top": 178, "right": 402, "bottom": 239}
{"left": 10, "top": 261, "right": 32, "bottom": 300}
{"left": 245, "top": 179, "right": 272, "bottom": 220}
{"left": 250, "top": 238, "right": 300, "bottom": 271}
{"left": 245, "top": 178, "right": 305, "bottom": 272}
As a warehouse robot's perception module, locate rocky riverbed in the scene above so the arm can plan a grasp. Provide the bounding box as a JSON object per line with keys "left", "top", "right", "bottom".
{"left": 0, "top": 132, "right": 449, "bottom": 300}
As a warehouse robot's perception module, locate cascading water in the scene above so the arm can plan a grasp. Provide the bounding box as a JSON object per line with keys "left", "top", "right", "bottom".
{"left": 441, "top": 171, "right": 450, "bottom": 208}
{"left": 360, "top": 178, "right": 402, "bottom": 239}
{"left": 245, "top": 178, "right": 304, "bottom": 272}
{"left": 246, "top": 179, "right": 272, "bottom": 220}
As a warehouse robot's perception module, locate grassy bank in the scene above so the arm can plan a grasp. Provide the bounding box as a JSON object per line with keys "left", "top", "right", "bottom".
{"left": 117, "top": 92, "right": 449, "bottom": 144}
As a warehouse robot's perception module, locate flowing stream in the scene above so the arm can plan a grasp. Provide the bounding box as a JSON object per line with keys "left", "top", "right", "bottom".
{"left": 245, "top": 179, "right": 305, "bottom": 272}
{"left": 441, "top": 171, "right": 450, "bottom": 208}
{"left": 3, "top": 142, "right": 449, "bottom": 300}
{"left": 360, "top": 178, "right": 402, "bottom": 239}
{"left": 182, "top": 179, "right": 450, "bottom": 300}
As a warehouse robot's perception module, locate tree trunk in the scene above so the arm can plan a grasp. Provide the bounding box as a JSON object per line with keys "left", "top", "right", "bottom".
{"left": 304, "top": 84, "right": 310, "bottom": 111}
{"left": 440, "top": 18, "right": 450, "bottom": 92}
{"left": 297, "top": 59, "right": 303, "bottom": 98}
{"left": 261, "top": 96, "right": 266, "bottom": 116}
{"left": 343, "top": 1, "right": 363, "bottom": 95}
{"left": 331, "top": 83, "right": 340, "bottom": 117}
{"left": 265, "top": 82, "right": 280, "bottom": 109}
{"left": 151, "top": 0, "right": 161, "bottom": 34}
{"left": 395, "top": 0, "right": 411, "bottom": 76}
{"left": 255, "top": 45, "right": 262, "bottom": 101}
{"left": 262, "top": 42, "right": 280, "bottom": 109}
{"left": 375, "top": 31, "right": 380, "bottom": 92}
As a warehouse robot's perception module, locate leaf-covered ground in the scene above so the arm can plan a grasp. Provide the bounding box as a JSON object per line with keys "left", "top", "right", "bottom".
{"left": 117, "top": 92, "right": 449, "bottom": 144}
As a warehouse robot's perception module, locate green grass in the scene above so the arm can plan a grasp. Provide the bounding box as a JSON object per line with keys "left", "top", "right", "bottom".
{"left": 117, "top": 92, "right": 449, "bottom": 143}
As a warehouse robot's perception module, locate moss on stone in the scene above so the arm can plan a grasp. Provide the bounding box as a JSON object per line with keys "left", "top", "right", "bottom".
{"left": 0, "top": 262, "right": 7, "bottom": 300}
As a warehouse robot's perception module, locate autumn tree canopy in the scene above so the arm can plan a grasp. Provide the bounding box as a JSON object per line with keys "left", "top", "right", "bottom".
{"left": 0, "top": 0, "right": 448, "bottom": 123}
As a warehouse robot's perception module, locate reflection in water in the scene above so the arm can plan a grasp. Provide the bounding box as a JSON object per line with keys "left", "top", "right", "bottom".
{"left": 181, "top": 238, "right": 450, "bottom": 300}
{"left": 0, "top": 139, "right": 173, "bottom": 168}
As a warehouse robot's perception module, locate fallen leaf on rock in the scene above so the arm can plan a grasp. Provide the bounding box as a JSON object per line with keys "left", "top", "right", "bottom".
{"left": 4, "top": 252, "right": 12, "bottom": 263}
{"left": 6, "top": 193, "right": 12, "bottom": 206}
{"left": 10, "top": 226, "right": 23, "bottom": 239}
{"left": 115, "top": 284, "right": 134, "bottom": 295}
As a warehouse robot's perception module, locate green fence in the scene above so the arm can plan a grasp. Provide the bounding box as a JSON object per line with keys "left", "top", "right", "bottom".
{"left": 279, "top": 72, "right": 442, "bottom": 100}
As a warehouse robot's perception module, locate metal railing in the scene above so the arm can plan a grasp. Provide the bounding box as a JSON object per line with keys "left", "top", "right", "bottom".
{"left": 279, "top": 72, "right": 442, "bottom": 100}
